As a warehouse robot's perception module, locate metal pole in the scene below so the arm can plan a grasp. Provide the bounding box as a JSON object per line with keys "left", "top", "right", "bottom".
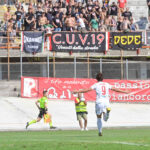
{"left": 53, "top": 51, "right": 55, "bottom": 77}
{"left": 74, "top": 56, "right": 76, "bottom": 78}
{"left": 20, "top": 51, "right": 22, "bottom": 77}
{"left": 7, "top": 32, "right": 10, "bottom": 81}
{"left": 87, "top": 52, "right": 90, "bottom": 78}
{"left": 100, "top": 58, "right": 102, "bottom": 73}
{"left": 126, "top": 59, "right": 128, "bottom": 80}
{"left": 47, "top": 53, "right": 49, "bottom": 78}
{"left": 120, "top": 49, "right": 124, "bottom": 79}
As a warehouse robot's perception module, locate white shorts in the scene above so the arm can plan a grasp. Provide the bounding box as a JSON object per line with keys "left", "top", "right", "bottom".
{"left": 95, "top": 102, "right": 110, "bottom": 115}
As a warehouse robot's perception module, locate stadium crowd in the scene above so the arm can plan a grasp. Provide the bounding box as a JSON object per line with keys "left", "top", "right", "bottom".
{"left": 0, "top": 0, "right": 138, "bottom": 35}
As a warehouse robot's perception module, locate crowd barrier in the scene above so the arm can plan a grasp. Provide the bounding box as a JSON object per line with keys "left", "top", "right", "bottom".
{"left": 0, "top": 31, "right": 149, "bottom": 52}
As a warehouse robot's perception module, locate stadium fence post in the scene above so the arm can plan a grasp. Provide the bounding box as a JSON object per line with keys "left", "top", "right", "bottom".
{"left": 126, "top": 59, "right": 128, "bottom": 80}
{"left": 100, "top": 58, "right": 102, "bottom": 73}
{"left": 47, "top": 53, "right": 49, "bottom": 78}
{"left": 53, "top": 51, "right": 55, "bottom": 77}
{"left": 7, "top": 31, "right": 10, "bottom": 81}
{"left": 74, "top": 56, "right": 76, "bottom": 78}
{"left": 87, "top": 52, "right": 90, "bottom": 78}
{"left": 20, "top": 50, "right": 22, "bottom": 78}
{"left": 120, "top": 49, "right": 124, "bottom": 79}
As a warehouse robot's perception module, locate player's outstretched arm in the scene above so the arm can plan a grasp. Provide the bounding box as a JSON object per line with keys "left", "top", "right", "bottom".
{"left": 72, "top": 88, "right": 93, "bottom": 94}
{"left": 111, "top": 87, "right": 129, "bottom": 94}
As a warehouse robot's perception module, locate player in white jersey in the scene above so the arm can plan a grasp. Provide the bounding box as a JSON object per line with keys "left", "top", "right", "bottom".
{"left": 72, "top": 72, "right": 129, "bottom": 136}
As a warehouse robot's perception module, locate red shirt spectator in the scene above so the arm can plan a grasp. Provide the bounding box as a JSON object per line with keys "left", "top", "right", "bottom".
{"left": 118, "top": 0, "right": 127, "bottom": 8}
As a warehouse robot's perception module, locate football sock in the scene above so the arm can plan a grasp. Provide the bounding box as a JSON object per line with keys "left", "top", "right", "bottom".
{"left": 49, "top": 121, "right": 53, "bottom": 127}
{"left": 97, "top": 118, "right": 102, "bottom": 133}
{"left": 29, "top": 120, "right": 37, "bottom": 126}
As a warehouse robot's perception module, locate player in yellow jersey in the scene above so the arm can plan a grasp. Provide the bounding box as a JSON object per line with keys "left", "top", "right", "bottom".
{"left": 26, "top": 90, "right": 56, "bottom": 129}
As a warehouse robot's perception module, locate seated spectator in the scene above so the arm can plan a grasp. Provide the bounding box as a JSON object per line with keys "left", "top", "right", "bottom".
{"left": 122, "top": 7, "right": 132, "bottom": 21}
{"left": 52, "top": 13, "right": 62, "bottom": 31}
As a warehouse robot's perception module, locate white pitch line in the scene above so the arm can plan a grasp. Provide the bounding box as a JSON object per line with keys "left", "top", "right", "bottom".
{"left": 1, "top": 138, "right": 149, "bottom": 147}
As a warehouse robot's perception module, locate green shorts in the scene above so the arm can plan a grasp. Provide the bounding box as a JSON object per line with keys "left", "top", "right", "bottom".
{"left": 76, "top": 112, "right": 87, "bottom": 121}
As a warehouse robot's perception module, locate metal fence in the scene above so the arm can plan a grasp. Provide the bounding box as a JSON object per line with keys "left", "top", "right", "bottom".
{"left": 0, "top": 57, "right": 150, "bottom": 80}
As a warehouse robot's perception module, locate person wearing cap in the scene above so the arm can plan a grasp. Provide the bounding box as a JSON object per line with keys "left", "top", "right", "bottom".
{"left": 74, "top": 93, "right": 88, "bottom": 131}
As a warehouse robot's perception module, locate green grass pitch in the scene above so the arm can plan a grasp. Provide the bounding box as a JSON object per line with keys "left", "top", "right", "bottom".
{"left": 0, "top": 128, "right": 150, "bottom": 150}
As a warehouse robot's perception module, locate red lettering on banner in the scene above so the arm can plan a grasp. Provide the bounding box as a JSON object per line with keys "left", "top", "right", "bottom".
{"left": 66, "top": 34, "right": 75, "bottom": 44}
{"left": 91, "top": 34, "right": 95, "bottom": 45}
{"left": 53, "top": 34, "right": 61, "bottom": 44}
{"left": 97, "top": 34, "right": 104, "bottom": 44}
{"left": 79, "top": 34, "right": 88, "bottom": 45}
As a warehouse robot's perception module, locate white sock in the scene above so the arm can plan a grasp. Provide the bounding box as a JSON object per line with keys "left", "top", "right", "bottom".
{"left": 97, "top": 118, "right": 102, "bottom": 133}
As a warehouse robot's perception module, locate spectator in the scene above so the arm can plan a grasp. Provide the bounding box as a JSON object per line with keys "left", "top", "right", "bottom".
{"left": 109, "top": 2, "right": 118, "bottom": 21}
{"left": 15, "top": 7, "right": 23, "bottom": 22}
{"left": 39, "top": 12, "right": 47, "bottom": 30}
{"left": 52, "top": 12, "right": 62, "bottom": 31}
{"left": 121, "top": 17, "right": 130, "bottom": 32}
{"left": 65, "top": 13, "right": 76, "bottom": 31}
{"left": 130, "top": 18, "right": 138, "bottom": 31}
{"left": 24, "top": 8, "right": 35, "bottom": 31}
{"left": 76, "top": 14, "right": 86, "bottom": 32}
{"left": 118, "top": 0, "right": 127, "bottom": 16}
{"left": 122, "top": 7, "right": 132, "bottom": 21}
{"left": 90, "top": 15, "right": 99, "bottom": 31}
{"left": 117, "top": 16, "right": 123, "bottom": 31}
{"left": 147, "top": 0, "right": 150, "bottom": 22}
{"left": 102, "top": 0, "right": 110, "bottom": 8}
{"left": 3, "top": 7, "right": 11, "bottom": 23}
{"left": 110, "top": 16, "right": 117, "bottom": 31}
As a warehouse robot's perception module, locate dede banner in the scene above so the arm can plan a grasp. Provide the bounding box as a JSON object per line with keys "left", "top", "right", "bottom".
{"left": 49, "top": 32, "right": 110, "bottom": 52}
{"left": 111, "top": 32, "right": 142, "bottom": 50}
{"left": 21, "top": 77, "right": 150, "bottom": 103}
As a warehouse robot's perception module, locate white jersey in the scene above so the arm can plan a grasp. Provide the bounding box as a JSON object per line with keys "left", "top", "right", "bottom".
{"left": 91, "top": 82, "right": 112, "bottom": 104}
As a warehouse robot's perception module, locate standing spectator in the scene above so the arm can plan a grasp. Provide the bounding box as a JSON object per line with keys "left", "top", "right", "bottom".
{"left": 147, "top": 0, "right": 150, "bottom": 22}
{"left": 109, "top": 2, "right": 118, "bottom": 21}
{"left": 15, "top": 7, "right": 23, "bottom": 22}
{"left": 65, "top": 14, "right": 75, "bottom": 31}
{"left": 118, "top": 0, "right": 127, "bottom": 16}
{"left": 3, "top": 7, "right": 11, "bottom": 24}
{"left": 74, "top": 93, "right": 88, "bottom": 131}
{"left": 52, "top": 13, "right": 62, "bottom": 31}
{"left": 110, "top": 16, "right": 117, "bottom": 31}
{"left": 121, "top": 17, "right": 130, "bottom": 32}
{"left": 39, "top": 12, "right": 47, "bottom": 30}
{"left": 76, "top": 14, "right": 86, "bottom": 32}
{"left": 102, "top": 0, "right": 110, "bottom": 8}
{"left": 90, "top": 15, "right": 99, "bottom": 31}
{"left": 104, "top": 15, "right": 111, "bottom": 31}
{"left": 122, "top": 7, "right": 132, "bottom": 21}
{"left": 117, "top": 16, "right": 123, "bottom": 31}
{"left": 24, "top": 8, "right": 36, "bottom": 31}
